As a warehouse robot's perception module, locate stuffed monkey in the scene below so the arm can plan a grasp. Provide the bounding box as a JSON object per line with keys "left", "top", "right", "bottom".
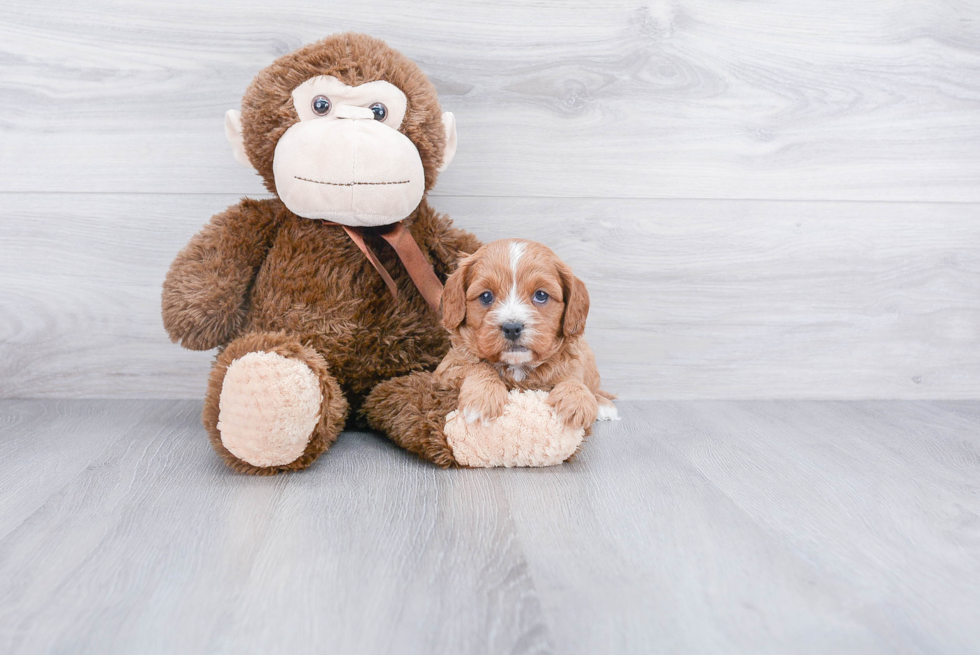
{"left": 162, "top": 33, "right": 480, "bottom": 474}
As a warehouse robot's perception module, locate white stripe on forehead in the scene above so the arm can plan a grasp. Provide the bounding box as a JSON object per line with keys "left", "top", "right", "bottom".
{"left": 509, "top": 241, "right": 526, "bottom": 273}
{"left": 491, "top": 241, "right": 534, "bottom": 327}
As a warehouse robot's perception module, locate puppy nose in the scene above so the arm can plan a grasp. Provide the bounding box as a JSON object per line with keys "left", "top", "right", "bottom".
{"left": 501, "top": 322, "right": 524, "bottom": 341}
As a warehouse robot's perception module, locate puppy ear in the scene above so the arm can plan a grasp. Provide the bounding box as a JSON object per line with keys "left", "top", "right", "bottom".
{"left": 559, "top": 264, "right": 590, "bottom": 337}
{"left": 441, "top": 255, "right": 472, "bottom": 330}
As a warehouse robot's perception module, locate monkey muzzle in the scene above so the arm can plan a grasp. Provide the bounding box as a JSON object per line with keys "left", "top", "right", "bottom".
{"left": 272, "top": 110, "right": 426, "bottom": 227}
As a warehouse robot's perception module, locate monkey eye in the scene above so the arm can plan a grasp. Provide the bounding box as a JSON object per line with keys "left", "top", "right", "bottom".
{"left": 369, "top": 102, "right": 388, "bottom": 121}
{"left": 533, "top": 290, "right": 549, "bottom": 305}
{"left": 311, "top": 95, "right": 331, "bottom": 116}
{"left": 479, "top": 291, "right": 494, "bottom": 306}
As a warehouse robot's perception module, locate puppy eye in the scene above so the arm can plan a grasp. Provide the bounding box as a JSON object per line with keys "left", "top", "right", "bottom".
{"left": 312, "top": 95, "right": 331, "bottom": 116}
{"left": 532, "top": 290, "right": 549, "bottom": 304}
{"left": 369, "top": 102, "right": 388, "bottom": 121}
{"left": 479, "top": 291, "right": 494, "bottom": 306}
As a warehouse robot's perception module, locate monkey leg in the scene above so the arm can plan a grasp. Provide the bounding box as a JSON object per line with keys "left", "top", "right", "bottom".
{"left": 363, "top": 373, "right": 589, "bottom": 468}
{"left": 361, "top": 372, "right": 461, "bottom": 468}
{"left": 204, "top": 332, "right": 349, "bottom": 475}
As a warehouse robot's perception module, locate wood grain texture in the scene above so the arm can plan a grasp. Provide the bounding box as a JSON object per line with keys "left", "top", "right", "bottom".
{"left": 2, "top": 193, "right": 978, "bottom": 399}
{"left": 497, "top": 399, "right": 980, "bottom": 654}
{"left": 2, "top": 0, "right": 979, "bottom": 400}
{"left": 0, "top": 0, "right": 978, "bottom": 200}
{"left": 1, "top": 399, "right": 978, "bottom": 654}
{"left": 0, "top": 400, "right": 552, "bottom": 655}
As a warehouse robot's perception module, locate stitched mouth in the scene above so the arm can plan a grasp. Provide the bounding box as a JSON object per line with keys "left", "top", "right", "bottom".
{"left": 294, "top": 176, "right": 410, "bottom": 187}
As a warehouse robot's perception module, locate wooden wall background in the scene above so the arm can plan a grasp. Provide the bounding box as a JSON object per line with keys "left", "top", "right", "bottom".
{"left": 1, "top": 0, "right": 978, "bottom": 400}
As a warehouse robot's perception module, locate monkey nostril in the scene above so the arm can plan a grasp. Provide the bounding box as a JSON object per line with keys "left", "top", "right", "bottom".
{"left": 501, "top": 322, "right": 524, "bottom": 341}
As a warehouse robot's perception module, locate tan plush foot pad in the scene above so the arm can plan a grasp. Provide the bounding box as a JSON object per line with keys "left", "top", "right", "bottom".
{"left": 217, "top": 351, "right": 323, "bottom": 468}
{"left": 444, "top": 389, "right": 585, "bottom": 468}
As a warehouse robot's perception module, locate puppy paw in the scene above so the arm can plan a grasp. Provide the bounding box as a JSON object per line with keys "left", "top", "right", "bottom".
{"left": 547, "top": 382, "right": 599, "bottom": 430}
{"left": 596, "top": 397, "right": 621, "bottom": 421}
{"left": 458, "top": 377, "right": 510, "bottom": 425}
{"left": 461, "top": 406, "right": 484, "bottom": 425}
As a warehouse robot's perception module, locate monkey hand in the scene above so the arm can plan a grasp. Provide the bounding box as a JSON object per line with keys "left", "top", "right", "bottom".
{"left": 162, "top": 201, "right": 282, "bottom": 351}
{"left": 161, "top": 268, "right": 248, "bottom": 352}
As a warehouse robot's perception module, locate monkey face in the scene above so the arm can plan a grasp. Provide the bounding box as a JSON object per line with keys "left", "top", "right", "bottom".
{"left": 225, "top": 35, "right": 458, "bottom": 228}
{"left": 270, "top": 76, "right": 427, "bottom": 226}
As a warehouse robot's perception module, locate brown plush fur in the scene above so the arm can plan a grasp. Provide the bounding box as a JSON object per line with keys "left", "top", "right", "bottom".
{"left": 162, "top": 33, "right": 480, "bottom": 473}
{"left": 360, "top": 372, "right": 461, "bottom": 468}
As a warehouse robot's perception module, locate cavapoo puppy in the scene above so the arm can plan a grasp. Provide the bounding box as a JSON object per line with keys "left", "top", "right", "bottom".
{"left": 435, "top": 238, "right": 619, "bottom": 429}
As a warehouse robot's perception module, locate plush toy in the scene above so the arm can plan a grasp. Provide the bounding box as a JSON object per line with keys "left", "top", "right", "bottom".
{"left": 163, "top": 33, "right": 610, "bottom": 473}
{"left": 162, "top": 33, "right": 480, "bottom": 474}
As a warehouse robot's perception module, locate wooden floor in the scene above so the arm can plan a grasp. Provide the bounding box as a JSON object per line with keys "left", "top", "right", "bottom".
{"left": 1, "top": 400, "right": 978, "bottom": 654}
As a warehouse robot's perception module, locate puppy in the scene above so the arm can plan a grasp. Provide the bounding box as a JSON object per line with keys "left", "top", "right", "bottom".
{"left": 435, "top": 239, "right": 619, "bottom": 430}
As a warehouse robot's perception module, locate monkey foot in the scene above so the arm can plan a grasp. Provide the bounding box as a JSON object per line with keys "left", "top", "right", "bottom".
{"left": 217, "top": 351, "right": 323, "bottom": 468}
{"left": 444, "top": 389, "right": 585, "bottom": 467}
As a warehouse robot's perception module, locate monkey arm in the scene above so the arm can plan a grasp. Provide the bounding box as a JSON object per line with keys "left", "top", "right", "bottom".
{"left": 162, "top": 198, "right": 283, "bottom": 351}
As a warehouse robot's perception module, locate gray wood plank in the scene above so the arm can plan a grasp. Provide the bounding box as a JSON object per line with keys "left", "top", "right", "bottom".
{"left": 2, "top": 193, "right": 979, "bottom": 400}
{"left": 0, "top": 400, "right": 552, "bottom": 655}
{"left": 1, "top": 0, "right": 978, "bottom": 200}
{"left": 2, "top": 399, "right": 978, "bottom": 654}
{"left": 0, "top": 400, "right": 185, "bottom": 542}
{"left": 497, "top": 405, "right": 883, "bottom": 654}
{"left": 667, "top": 400, "right": 980, "bottom": 654}
{"left": 497, "top": 400, "right": 980, "bottom": 654}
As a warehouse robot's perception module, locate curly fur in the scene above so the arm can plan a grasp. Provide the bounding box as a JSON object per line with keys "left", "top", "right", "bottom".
{"left": 437, "top": 240, "right": 612, "bottom": 430}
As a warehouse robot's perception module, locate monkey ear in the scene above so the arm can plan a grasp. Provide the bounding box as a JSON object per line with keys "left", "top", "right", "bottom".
{"left": 436, "top": 111, "right": 457, "bottom": 173}
{"left": 559, "top": 264, "right": 590, "bottom": 338}
{"left": 224, "top": 110, "right": 252, "bottom": 168}
{"left": 441, "top": 254, "right": 471, "bottom": 331}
